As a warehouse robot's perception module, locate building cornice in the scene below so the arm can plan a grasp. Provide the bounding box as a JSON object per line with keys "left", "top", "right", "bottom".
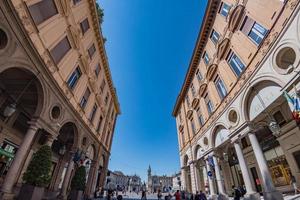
{"left": 88, "top": 0, "right": 121, "bottom": 114}
{"left": 172, "top": 0, "right": 220, "bottom": 116}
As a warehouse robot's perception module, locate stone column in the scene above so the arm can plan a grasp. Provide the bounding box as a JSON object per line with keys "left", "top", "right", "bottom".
{"left": 0, "top": 122, "right": 39, "bottom": 199}
{"left": 248, "top": 132, "right": 283, "bottom": 200}
{"left": 212, "top": 156, "right": 226, "bottom": 195}
{"left": 46, "top": 134, "right": 56, "bottom": 146}
{"left": 234, "top": 142, "right": 260, "bottom": 200}
{"left": 181, "top": 168, "right": 186, "bottom": 191}
{"left": 190, "top": 162, "right": 198, "bottom": 193}
{"left": 60, "top": 156, "right": 74, "bottom": 199}
{"left": 202, "top": 164, "right": 208, "bottom": 192}
{"left": 85, "top": 160, "right": 97, "bottom": 198}
{"left": 205, "top": 159, "right": 216, "bottom": 196}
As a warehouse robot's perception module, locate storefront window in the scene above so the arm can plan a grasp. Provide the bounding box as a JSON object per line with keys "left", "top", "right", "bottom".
{"left": 0, "top": 140, "right": 18, "bottom": 184}
{"left": 264, "top": 146, "right": 290, "bottom": 186}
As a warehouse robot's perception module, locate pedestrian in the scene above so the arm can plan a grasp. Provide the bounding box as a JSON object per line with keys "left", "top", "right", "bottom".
{"left": 158, "top": 189, "right": 162, "bottom": 200}
{"left": 232, "top": 185, "right": 241, "bottom": 200}
{"left": 175, "top": 190, "right": 181, "bottom": 200}
{"left": 141, "top": 190, "right": 147, "bottom": 200}
{"left": 94, "top": 187, "right": 102, "bottom": 199}
{"left": 168, "top": 193, "right": 172, "bottom": 200}
{"left": 199, "top": 191, "right": 207, "bottom": 200}
{"left": 194, "top": 191, "right": 200, "bottom": 200}
{"left": 291, "top": 175, "right": 300, "bottom": 194}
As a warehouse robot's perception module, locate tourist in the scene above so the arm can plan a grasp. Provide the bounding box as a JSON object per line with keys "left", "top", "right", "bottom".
{"left": 141, "top": 190, "right": 147, "bottom": 200}
{"left": 291, "top": 175, "right": 300, "bottom": 194}
{"left": 158, "top": 189, "right": 163, "bottom": 200}
{"left": 232, "top": 185, "right": 241, "bottom": 200}
{"left": 175, "top": 190, "right": 181, "bottom": 200}
{"left": 194, "top": 191, "right": 200, "bottom": 200}
{"left": 199, "top": 191, "right": 206, "bottom": 200}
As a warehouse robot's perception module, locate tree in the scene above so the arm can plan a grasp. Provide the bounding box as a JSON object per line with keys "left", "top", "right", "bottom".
{"left": 71, "top": 166, "right": 86, "bottom": 191}
{"left": 23, "top": 145, "right": 52, "bottom": 187}
{"left": 96, "top": 2, "right": 104, "bottom": 25}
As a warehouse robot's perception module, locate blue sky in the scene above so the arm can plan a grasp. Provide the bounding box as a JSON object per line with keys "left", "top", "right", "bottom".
{"left": 99, "top": 0, "right": 207, "bottom": 181}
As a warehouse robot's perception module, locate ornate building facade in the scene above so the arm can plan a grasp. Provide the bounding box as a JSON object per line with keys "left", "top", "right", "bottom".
{"left": 147, "top": 166, "right": 173, "bottom": 193}
{"left": 173, "top": 0, "right": 300, "bottom": 200}
{"left": 0, "top": 0, "right": 120, "bottom": 199}
{"left": 105, "top": 171, "right": 142, "bottom": 193}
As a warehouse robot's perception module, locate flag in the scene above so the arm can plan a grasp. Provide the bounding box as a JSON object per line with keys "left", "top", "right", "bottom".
{"left": 208, "top": 155, "right": 214, "bottom": 168}
{"left": 283, "top": 91, "right": 300, "bottom": 122}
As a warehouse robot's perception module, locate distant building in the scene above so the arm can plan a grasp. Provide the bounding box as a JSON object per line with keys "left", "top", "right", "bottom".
{"left": 147, "top": 165, "right": 173, "bottom": 193}
{"left": 172, "top": 172, "right": 182, "bottom": 191}
{"left": 105, "top": 170, "right": 142, "bottom": 192}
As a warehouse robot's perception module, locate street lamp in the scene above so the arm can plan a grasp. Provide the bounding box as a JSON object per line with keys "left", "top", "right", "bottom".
{"left": 2, "top": 78, "right": 35, "bottom": 117}
{"left": 3, "top": 103, "right": 16, "bottom": 117}
{"left": 253, "top": 87, "right": 281, "bottom": 137}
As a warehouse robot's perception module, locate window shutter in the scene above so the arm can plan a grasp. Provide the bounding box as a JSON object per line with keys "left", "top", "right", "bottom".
{"left": 241, "top": 16, "right": 255, "bottom": 35}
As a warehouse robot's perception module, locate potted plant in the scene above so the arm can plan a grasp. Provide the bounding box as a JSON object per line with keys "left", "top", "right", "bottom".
{"left": 69, "top": 165, "right": 86, "bottom": 200}
{"left": 18, "top": 145, "right": 52, "bottom": 200}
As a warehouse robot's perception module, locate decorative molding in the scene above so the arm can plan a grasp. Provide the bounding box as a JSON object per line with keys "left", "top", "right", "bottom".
{"left": 228, "top": 5, "right": 245, "bottom": 32}
{"left": 199, "top": 83, "right": 208, "bottom": 97}
{"left": 217, "top": 38, "right": 230, "bottom": 61}
{"left": 187, "top": 110, "right": 193, "bottom": 120}
{"left": 206, "top": 64, "right": 218, "bottom": 81}
{"left": 192, "top": 98, "right": 200, "bottom": 110}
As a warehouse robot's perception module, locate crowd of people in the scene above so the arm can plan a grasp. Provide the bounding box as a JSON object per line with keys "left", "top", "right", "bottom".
{"left": 94, "top": 184, "right": 248, "bottom": 200}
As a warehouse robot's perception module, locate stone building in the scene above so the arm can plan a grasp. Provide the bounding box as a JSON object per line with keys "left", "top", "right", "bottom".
{"left": 147, "top": 166, "right": 173, "bottom": 193}
{"left": 172, "top": 172, "right": 182, "bottom": 191}
{"left": 105, "top": 171, "right": 129, "bottom": 191}
{"left": 0, "top": 0, "right": 120, "bottom": 199}
{"left": 105, "top": 171, "right": 142, "bottom": 192}
{"left": 173, "top": 0, "right": 300, "bottom": 200}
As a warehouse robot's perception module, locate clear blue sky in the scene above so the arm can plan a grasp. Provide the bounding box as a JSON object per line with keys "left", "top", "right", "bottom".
{"left": 99, "top": 0, "right": 207, "bottom": 181}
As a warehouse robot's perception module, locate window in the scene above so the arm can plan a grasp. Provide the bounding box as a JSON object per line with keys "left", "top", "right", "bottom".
{"left": 186, "top": 95, "right": 190, "bottom": 107}
{"left": 219, "top": 2, "right": 230, "bottom": 17}
{"left": 105, "top": 131, "right": 110, "bottom": 145}
{"left": 95, "top": 63, "right": 101, "bottom": 77}
{"left": 197, "top": 109, "right": 204, "bottom": 127}
{"left": 88, "top": 44, "right": 96, "bottom": 59}
{"left": 100, "top": 79, "right": 106, "bottom": 92}
{"left": 214, "top": 75, "right": 227, "bottom": 100}
{"left": 203, "top": 52, "right": 210, "bottom": 65}
{"left": 96, "top": 116, "right": 103, "bottom": 132}
{"left": 80, "top": 88, "right": 91, "bottom": 109}
{"left": 210, "top": 30, "right": 220, "bottom": 45}
{"left": 204, "top": 93, "right": 214, "bottom": 115}
{"left": 89, "top": 104, "right": 98, "bottom": 122}
{"left": 191, "top": 84, "right": 196, "bottom": 97}
{"left": 227, "top": 50, "right": 245, "bottom": 77}
{"left": 80, "top": 18, "right": 90, "bottom": 34}
{"left": 273, "top": 111, "right": 286, "bottom": 127}
{"left": 191, "top": 120, "right": 196, "bottom": 135}
{"left": 50, "top": 36, "right": 71, "bottom": 64}
{"left": 105, "top": 92, "right": 109, "bottom": 105}
{"left": 28, "top": 0, "right": 58, "bottom": 25}
{"left": 73, "top": 0, "right": 81, "bottom": 5}
{"left": 241, "top": 137, "right": 250, "bottom": 149}
{"left": 67, "top": 67, "right": 81, "bottom": 89}
{"left": 196, "top": 70, "right": 202, "bottom": 82}
{"left": 241, "top": 17, "right": 268, "bottom": 45}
